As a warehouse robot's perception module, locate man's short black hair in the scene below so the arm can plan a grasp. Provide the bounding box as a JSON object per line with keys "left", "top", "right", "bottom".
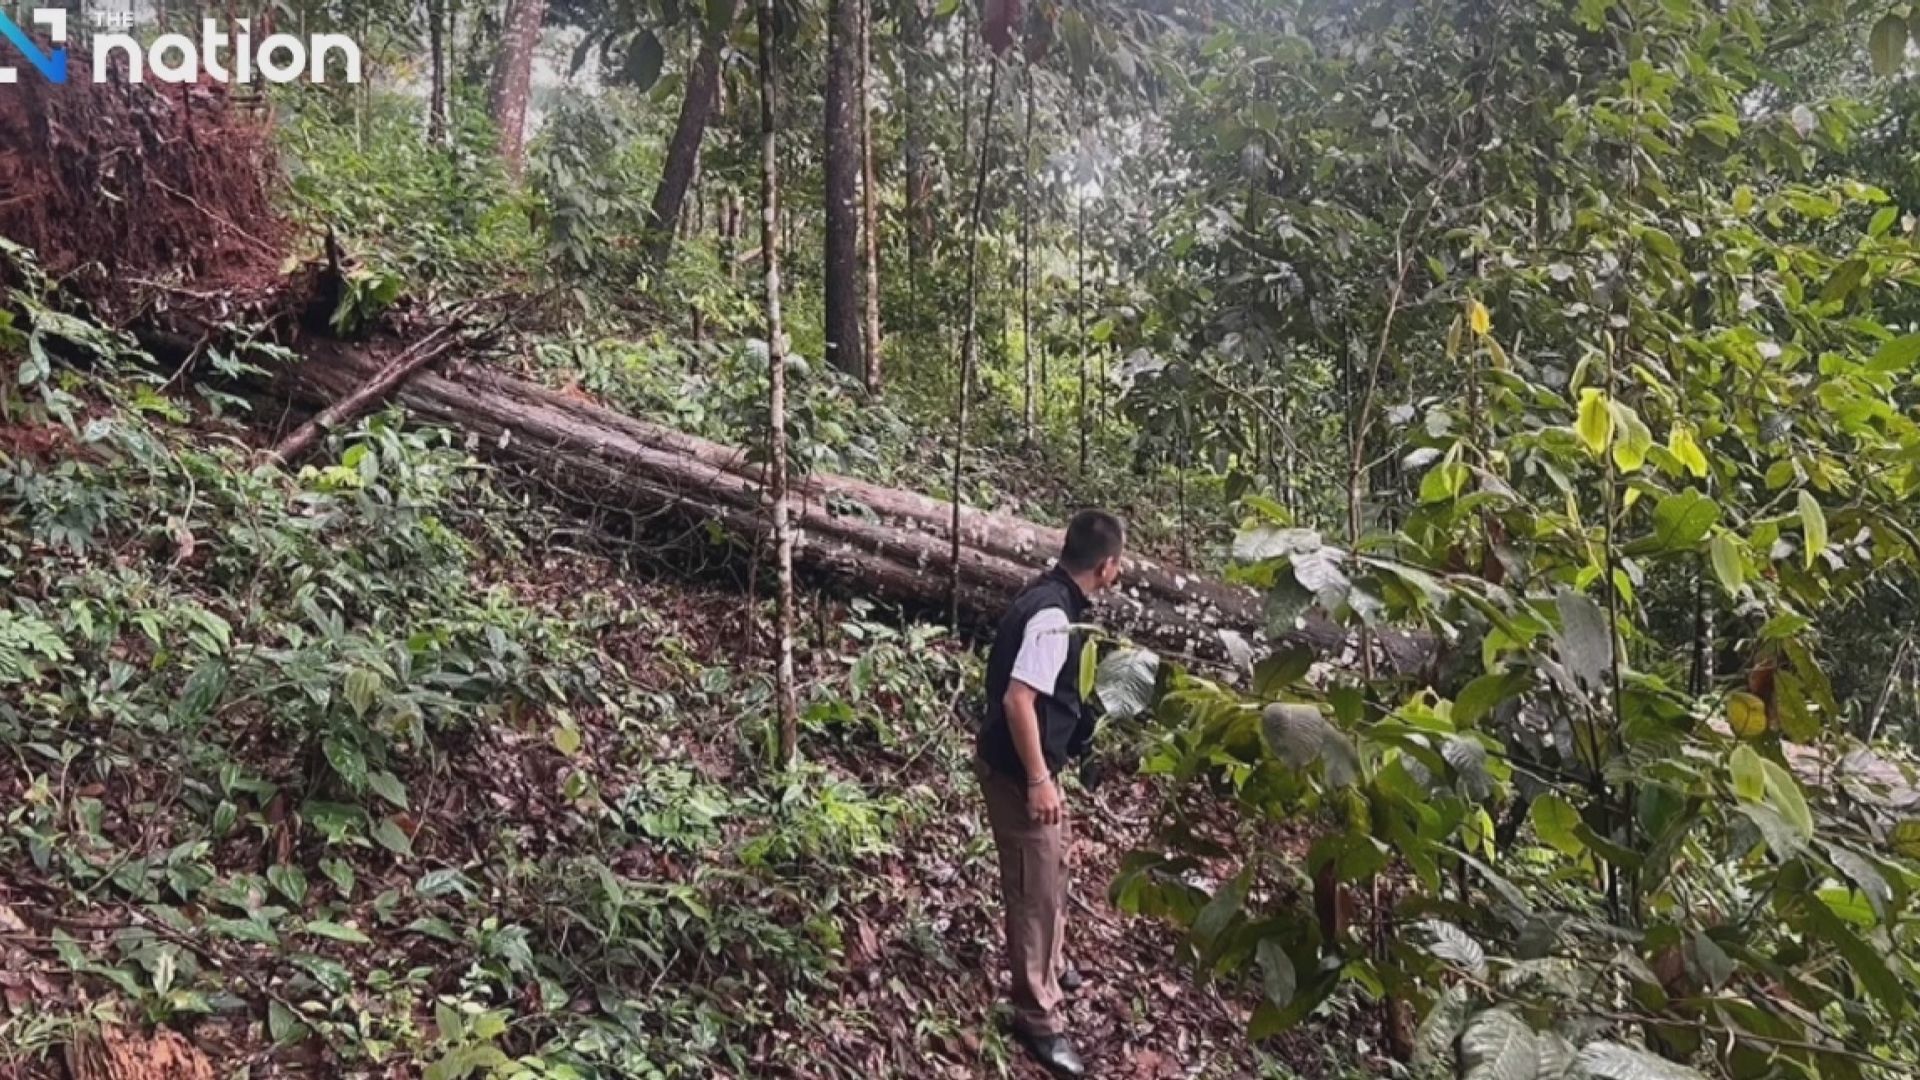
{"left": 1059, "top": 509, "right": 1126, "bottom": 572}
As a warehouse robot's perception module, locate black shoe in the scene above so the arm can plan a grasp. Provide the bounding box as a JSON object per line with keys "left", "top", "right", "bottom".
{"left": 1058, "top": 967, "right": 1085, "bottom": 994}
{"left": 1014, "top": 1030, "right": 1086, "bottom": 1078}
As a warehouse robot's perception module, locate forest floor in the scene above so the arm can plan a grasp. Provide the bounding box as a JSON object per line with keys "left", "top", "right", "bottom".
{"left": 0, "top": 402, "right": 1359, "bottom": 1078}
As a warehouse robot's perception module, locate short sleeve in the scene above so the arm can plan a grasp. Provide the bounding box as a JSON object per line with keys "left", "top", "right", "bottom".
{"left": 1010, "top": 607, "right": 1072, "bottom": 694}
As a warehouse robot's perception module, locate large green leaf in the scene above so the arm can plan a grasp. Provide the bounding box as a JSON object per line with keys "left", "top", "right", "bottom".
{"left": 1708, "top": 533, "right": 1744, "bottom": 595}
{"left": 1423, "top": 920, "right": 1488, "bottom": 979}
{"left": 1574, "top": 1041, "right": 1707, "bottom": 1080}
{"left": 1531, "top": 794, "right": 1585, "bottom": 857}
{"left": 1797, "top": 490, "right": 1827, "bottom": 567}
{"left": 1256, "top": 937, "right": 1296, "bottom": 1008}
{"left": 1576, "top": 389, "right": 1614, "bottom": 457}
{"left": 1640, "top": 489, "right": 1719, "bottom": 553}
{"left": 1871, "top": 14, "right": 1910, "bottom": 76}
{"left": 1459, "top": 1008, "right": 1537, "bottom": 1080}
{"left": 1094, "top": 648, "right": 1161, "bottom": 721}
{"left": 1555, "top": 590, "right": 1612, "bottom": 689}
{"left": 1760, "top": 760, "right": 1813, "bottom": 841}
{"left": 1802, "top": 899, "right": 1906, "bottom": 1015}
{"left": 1261, "top": 703, "right": 1329, "bottom": 770}
{"left": 1610, "top": 402, "right": 1652, "bottom": 473}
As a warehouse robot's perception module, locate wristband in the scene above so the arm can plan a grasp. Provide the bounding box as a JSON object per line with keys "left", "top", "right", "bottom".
{"left": 1026, "top": 774, "right": 1051, "bottom": 788}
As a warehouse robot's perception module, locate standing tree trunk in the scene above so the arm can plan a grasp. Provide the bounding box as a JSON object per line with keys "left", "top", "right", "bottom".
{"left": 757, "top": 0, "right": 800, "bottom": 764}
{"left": 488, "top": 0, "right": 547, "bottom": 177}
{"left": 823, "top": 0, "right": 866, "bottom": 379}
{"left": 1020, "top": 60, "right": 1036, "bottom": 443}
{"left": 950, "top": 60, "right": 1003, "bottom": 627}
{"left": 902, "top": 0, "right": 933, "bottom": 316}
{"left": 859, "top": 0, "right": 884, "bottom": 392}
{"left": 1076, "top": 169, "right": 1089, "bottom": 475}
{"left": 427, "top": 0, "right": 450, "bottom": 147}
{"left": 646, "top": 0, "right": 742, "bottom": 263}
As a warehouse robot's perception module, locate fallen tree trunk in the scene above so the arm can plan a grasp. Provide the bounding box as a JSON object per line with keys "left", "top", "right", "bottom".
{"left": 280, "top": 339, "right": 1431, "bottom": 670}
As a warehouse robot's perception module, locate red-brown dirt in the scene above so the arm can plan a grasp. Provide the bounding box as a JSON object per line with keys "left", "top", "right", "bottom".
{"left": 0, "top": 49, "right": 287, "bottom": 314}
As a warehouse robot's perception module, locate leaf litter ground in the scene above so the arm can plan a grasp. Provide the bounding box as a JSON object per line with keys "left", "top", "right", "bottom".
{"left": 1, "top": 517, "right": 1360, "bottom": 1078}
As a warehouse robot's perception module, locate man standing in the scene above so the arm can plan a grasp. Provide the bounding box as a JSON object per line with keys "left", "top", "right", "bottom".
{"left": 975, "top": 509, "right": 1126, "bottom": 1077}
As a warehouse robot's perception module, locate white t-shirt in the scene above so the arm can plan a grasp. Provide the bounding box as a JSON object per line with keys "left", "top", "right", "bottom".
{"left": 1009, "top": 607, "right": 1072, "bottom": 695}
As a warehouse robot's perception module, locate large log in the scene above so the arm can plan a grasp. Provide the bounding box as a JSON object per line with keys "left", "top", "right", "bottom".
{"left": 281, "top": 340, "right": 1430, "bottom": 669}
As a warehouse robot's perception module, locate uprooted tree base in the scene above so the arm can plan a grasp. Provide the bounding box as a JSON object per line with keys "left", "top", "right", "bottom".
{"left": 0, "top": 54, "right": 286, "bottom": 317}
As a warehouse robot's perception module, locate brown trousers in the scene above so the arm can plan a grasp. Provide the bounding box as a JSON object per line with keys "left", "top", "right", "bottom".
{"left": 977, "top": 758, "right": 1069, "bottom": 1036}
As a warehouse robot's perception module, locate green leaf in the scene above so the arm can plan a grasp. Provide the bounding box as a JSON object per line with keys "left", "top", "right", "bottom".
{"left": 1610, "top": 402, "right": 1652, "bottom": 473}
{"left": 1761, "top": 760, "right": 1813, "bottom": 841}
{"left": 1256, "top": 937, "right": 1296, "bottom": 1008}
{"left": 1459, "top": 1008, "right": 1537, "bottom": 1080}
{"left": 372, "top": 816, "right": 414, "bottom": 857}
{"left": 322, "top": 737, "right": 367, "bottom": 791}
{"left": 1774, "top": 670, "right": 1819, "bottom": 743}
{"left": 1094, "top": 648, "right": 1161, "bottom": 721}
{"left": 1647, "top": 489, "right": 1720, "bottom": 552}
{"left": 621, "top": 29, "right": 665, "bottom": 91}
{"left": 1233, "top": 525, "right": 1322, "bottom": 564}
{"left": 1191, "top": 872, "right": 1249, "bottom": 947}
{"left": 267, "top": 999, "right": 308, "bottom": 1045}
{"left": 366, "top": 770, "right": 409, "bottom": 810}
{"left": 1708, "top": 533, "right": 1744, "bottom": 595}
{"left": 1575, "top": 1040, "right": 1708, "bottom": 1079}
{"left": 206, "top": 916, "right": 278, "bottom": 947}
{"left": 1871, "top": 13, "right": 1910, "bottom": 76}
{"left": 1077, "top": 639, "right": 1098, "bottom": 701}
{"left": 1667, "top": 426, "right": 1708, "bottom": 479}
{"left": 1728, "top": 745, "right": 1766, "bottom": 802}
{"left": 1252, "top": 646, "right": 1313, "bottom": 697}
{"left": 1453, "top": 669, "right": 1523, "bottom": 727}
{"left": 1443, "top": 736, "right": 1493, "bottom": 801}
{"left": 1826, "top": 845, "right": 1893, "bottom": 923}
{"left": 267, "top": 864, "right": 308, "bottom": 906}
{"left": 1797, "top": 491, "right": 1827, "bottom": 567}
{"left": 1531, "top": 794, "right": 1585, "bottom": 857}
{"left": 1422, "top": 920, "right": 1488, "bottom": 979}
{"left": 551, "top": 725, "right": 582, "bottom": 756}
{"left": 1555, "top": 590, "right": 1611, "bottom": 689}
{"left": 1727, "top": 691, "right": 1768, "bottom": 740}
{"left": 1261, "top": 703, "right": 1329, "bottom": 770}
{"left": 1576, "top": 389, "right": 1614, "bottom": 457}
{"left": 320, "top": 858, "right": 355, "bottom": 897}
{"left": 1868, "top": 333, "right": 1920, "bottom": 372}
{"left": 1892, "top": 820, "right": 1920, "bottom": 858}
{"left": 304, "top": 919, "right": 373, "bottom": 945}
{"left": 342, "top": 668, "right": 382, "bottom": 719}
{"left": 1803, "top": 898, "right": 1905, "bottom": 1014}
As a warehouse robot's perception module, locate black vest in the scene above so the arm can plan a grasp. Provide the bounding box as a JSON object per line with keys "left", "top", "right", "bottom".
{"left": 977, "top": 567, "right": 1093, "bottom": 778}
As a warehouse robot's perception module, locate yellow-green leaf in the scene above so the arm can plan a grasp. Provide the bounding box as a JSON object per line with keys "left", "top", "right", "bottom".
{"left": 1530, "top": 794, "right": 1585, "bottom": 857}
{"left": 1729, "top": 744, "right": 1765, "bottom": 802}
{"left": 1797, "top": 490, "right": 1828, "bottom": 568}
{"left": 1762, "top": 760, "right": 1814, "bottom": 841}
{"left": 1576, "top": 389, "right": 1614, "bottom": 457}
{"left": 1668, "top": 425, "right": 1709, "bottom": 479}
{"left": 1610, "top": 402, "right": 1652, "bottom": 473}
{"left": 1871, "top": 13, "right": 1910, "bottom": 76}
{"left": 1708, "top": 533, "right": 1744, "bottom": 595}
{"left": 1775, "top": 670, "right": 1820, "bottom": 743}
{"left": 1892, "top": 820, "right": 1920, "bottom": 858}
{"left": 1468, "top": 299, "right": 1492, "bottom": 337}
{"left": 1727, "top": 691, "right": 1768, "bottom": 740}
